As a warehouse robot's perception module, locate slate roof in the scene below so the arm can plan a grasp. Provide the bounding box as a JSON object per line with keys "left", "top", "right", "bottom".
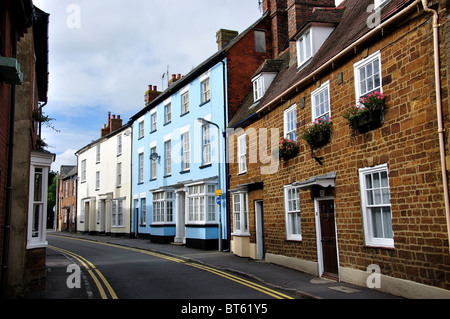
{"left": 228, "top": 0, "right": 415, "bottom": 129}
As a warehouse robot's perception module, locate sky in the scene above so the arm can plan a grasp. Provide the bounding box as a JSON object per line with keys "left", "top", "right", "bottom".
{"left": 32, "top": 0, "right": 341, "bottom": 172}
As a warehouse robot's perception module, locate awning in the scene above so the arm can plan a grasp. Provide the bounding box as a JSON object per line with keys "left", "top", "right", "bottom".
{"left": 292, "top": 172, "right": 336, "bottom": 190}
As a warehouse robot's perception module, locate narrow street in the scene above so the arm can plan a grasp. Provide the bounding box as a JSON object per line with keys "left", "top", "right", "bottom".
{"left": 46, "top": 235, "right": 297, "bottom": 300}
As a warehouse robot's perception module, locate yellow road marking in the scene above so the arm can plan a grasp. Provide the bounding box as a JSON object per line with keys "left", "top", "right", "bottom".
{"left": 49, "top": 245, "right": 118, "bottom": 299}
{"left": 48, "top": 234, "right": 294, "bottom": 299}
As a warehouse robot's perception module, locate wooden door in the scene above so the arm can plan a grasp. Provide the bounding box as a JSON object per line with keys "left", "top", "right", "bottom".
{"left": 319, "top": 200, "right": 338, "bottom": 278}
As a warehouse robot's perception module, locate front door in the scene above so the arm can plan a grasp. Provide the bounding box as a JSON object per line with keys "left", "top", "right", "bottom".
{"left": 318, "top": 199, "right": 338, "bottom": 279}
{"left": 255, "top": 200, "right": 265, "bottom": 260}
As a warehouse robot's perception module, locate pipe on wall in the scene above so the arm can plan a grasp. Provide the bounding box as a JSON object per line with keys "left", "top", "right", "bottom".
{"left": 421, "top": 0, "right": 450, "bottom": 251}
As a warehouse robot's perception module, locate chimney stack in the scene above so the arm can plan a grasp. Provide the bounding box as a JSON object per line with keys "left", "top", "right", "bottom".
{"left": 263, "top": 0, "right": 288, "bottom": 57}
{"left": 168, "top": 73, "right": 182, "bottom": 86}
{"left": 216, "top": 29, "right": 239, "bottom": 50}
{"left": 145, "top": 85, "right": 161, "bottom": 105}
{"left": 101, "top": 112, "right": 123, "bottom": 137}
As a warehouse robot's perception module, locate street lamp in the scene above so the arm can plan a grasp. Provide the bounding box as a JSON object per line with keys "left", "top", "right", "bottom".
{"left": 197, "top": 118, "right": 223, "bottom": 252}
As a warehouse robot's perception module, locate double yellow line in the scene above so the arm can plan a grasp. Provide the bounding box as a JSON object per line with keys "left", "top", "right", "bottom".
{"left": 49, "top": 245, "right": 118, "bottom": 299}
{"left": 49, "top": 235, "right": 294, "bottom": 299}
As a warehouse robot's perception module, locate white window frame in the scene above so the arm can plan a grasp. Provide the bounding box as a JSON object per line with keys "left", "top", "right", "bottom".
{"left": 359, "top": 163, "right": 394, "bottom": 248}
{"left": 182, "top": 132, "right": 190, "bottom": 171}
{"left": 139, "top": 120, "right": 145, "bottom": 139}
{"left": 237, "top": 134, "right": 247, "bottom": 174}
{"left": 187, "top": 183, "right": 217, "bottom": 224}
{"left": 96, "top": 144, "right": 100, "bottom": 163}
{"left": 95, "top": 171, "right": 100, "bottom": 190}
{"left": 202, "top": 124, "right": 211, "bottom": 165}
{"left": 182, "top": 91, "right": 189, "bottom": 114}
{"left": 116, "top": 162, "right": 122, "bottom": 187}
{"left": 296, "top": 29, "right": 312, "bottom": 68}
{"left": 138, "top": 152, "right": 144, "bottom": 183}
{"left": 165, "top": 140, "right": 171, "bottom": 176}
{"left": 112, "top": 199, "right": 125, "bottom": 227}
{"left": 354, "top": 51, "right": 383, "bottom": 103}
{"left": 311, "top": 80, "right": 330, "bottom": 122}
{"left": 253, "top": 75, "right": 264, "bottom": 102}
{"left": 165, "top": 103, "right": 171, "bottom": 124}
{"left": 283, "top": 104, "right": 297, "bottom": 141}
{"left": 284, "top": 186, "right": 301, "bottom": 241}
{"left": 27, "top": 166, "right": 48, "bottom": 248}
{"left": 81, "top": 159, "right": 86, "bottom": 183}
{"left": 232, "top": 192, "right": 249, "bottom": 236}
{"left": 152, "top": 191, "right": 175, "bottom": 224}
{"left": 117, "top": 134, "right": 123, "bottom": 156}
{"left": 151, "top": 111, "right": 157, "bottom": 132}
{"left": 150, "top": 146, "right": 157, "bottom": 180}
{"left": 140, "top": 198, "right": 146, "bottom": 225}
{"left": 201, "top": 78, "right": 210, "bottom": 103}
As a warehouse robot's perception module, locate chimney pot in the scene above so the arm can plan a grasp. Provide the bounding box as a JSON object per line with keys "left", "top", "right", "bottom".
{"left": 153, "top": 86, "right": 157, "bottom": 91}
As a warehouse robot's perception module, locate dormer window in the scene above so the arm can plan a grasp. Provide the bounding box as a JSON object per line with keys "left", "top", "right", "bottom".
{"left": 295, "top": 24, "right": 335, "bottom": 69}
{"left": 252, "top": 73, "right": 277, "bottom": 102}
{"left": 297, "top": 30, "right": 312, "bottom": 67}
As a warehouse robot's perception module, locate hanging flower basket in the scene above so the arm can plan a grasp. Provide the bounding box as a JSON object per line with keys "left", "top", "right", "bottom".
{"left": 344, "top": 91, "right": 385, "bottom": 133}
{"left": 300, "top": 118, "right": 332, "bottom": 149}
{"left": 278, "top": 138, "right": 299, "bottom": 160}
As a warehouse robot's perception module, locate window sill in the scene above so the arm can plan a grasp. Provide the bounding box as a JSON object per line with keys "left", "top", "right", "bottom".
{"left": 163, "top": 121, "right": 171, "bottom": 126}
{"left": 199, "top": 163, "right": 212, "bottom": 169}
{"left": 231, "top": 232, "right": 250, "bottom": 237}
{"left": 199, "top": 100, "right": 211, "bottom": 107}
{"left": 363, "top": 244, "right": 395, "bottom": 251}
{"left": 163, "top": 174, "right": 172, "bottom": 178}
{"left": 180, "top": 169, "right": 190, "bottom": 174}
{"left": 180, "top": 111, "right": 189, "bottom": 117}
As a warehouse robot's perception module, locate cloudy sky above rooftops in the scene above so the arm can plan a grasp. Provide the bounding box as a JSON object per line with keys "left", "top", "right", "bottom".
{"left": 32, "top": 0, "right": 341, "bottom": 171}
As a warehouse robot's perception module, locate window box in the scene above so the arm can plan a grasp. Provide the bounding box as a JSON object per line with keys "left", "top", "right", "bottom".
{"left": 300, "top": 118, "right": 332, "bottom": 149}
{"left": 344, "top": 91, "right": 385, "bottom": 133}
{"left": 277, "top": 138, "right": 299, "bottom": 161}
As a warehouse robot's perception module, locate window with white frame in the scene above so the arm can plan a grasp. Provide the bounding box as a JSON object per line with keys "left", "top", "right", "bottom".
{"left": 112, "top": 199, "right": 124, "bottom": 227}
{"left": 139, "top": 120, "right": 144, "bottom": 138}
{"left": 30, "top": 168, "right": 45, "bottom": 242}
{"left": 187, "top": 184, "right": 216, "bottom": 223}
{"left": 182, "top": 132, "right": 190, "bottom": 171}
{"left": 141, "top": 198, "right": 146, "bottom": 225}
{"left": 311, "top": 81, "right": 330, "bottom": 121}
{"left": 283, "top": 104, "right": 297, "bottom": 141}
{"left": 202, "top": 124, "right": 211, "bottom": 165}
{"left": 151, "top": 112, "right": 157, "bottom": 132}
{"left": 150, "top": 147, "right": 157, "bottom": 180}
{"left": 253, "top": 75, "right": 264, "bottom": 102}
{"left": 95, "top": 171, "right": 100, "bottom": 190}
{"left": 165, "top": 140, "right": 171, "bottom": 176}
{"left": 354, "top": 51, "right": 382, "bottom": 101}
{"left": 232, "top": 192, "right": 249, "bottom": 235}
{"left": 165, "top": 103, "right": 171, "bottom": 124}
{"left": 284, "top": 186, "right": 301, "bottom": 241}
{"left": 116, "top": 162, "right": 122, "bottom": 187}
{"left": 152, "top": 191, "right": 174, "bottom": 223}
{"left": 182, "top": 91, "right": 189, "bottom": 114}
{"left": 81, "top": 159, "right": 86, "bottom": 182}
{"left": 201, "top": 78, "right": 210, "bottom": 103}
{"left": 96, "top": 144, "right": 100, "bottom": 163}
{"left": 117, "top": 134, "right": 122, "bottom": 155}
{"left": 359, "top": 164, "right": 394, "bottom": 248}
{"left": 138, "top": 153, "right": 144, "bottom": 183}
{"left": 296, "top": 30, "right": 312, "bottom": 67}
{"left": 237, "top": 134, "right": 247, "bottom": 174}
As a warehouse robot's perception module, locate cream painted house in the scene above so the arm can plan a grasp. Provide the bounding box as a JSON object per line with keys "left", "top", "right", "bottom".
{"left": 76, "top": 114, "right": 132, "bottom": 236}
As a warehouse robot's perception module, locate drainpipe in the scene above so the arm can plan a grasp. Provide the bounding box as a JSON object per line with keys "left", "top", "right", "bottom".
{"left": 421, "top": 0, "right": 450, "bottom": 250}
{"left": 1, "top": 30, "right": 18, "bottom": 298}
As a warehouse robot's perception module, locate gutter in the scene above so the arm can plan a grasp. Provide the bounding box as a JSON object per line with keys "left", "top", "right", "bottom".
{"left": 421, "top": 0, "right": 450, "bottom": 250}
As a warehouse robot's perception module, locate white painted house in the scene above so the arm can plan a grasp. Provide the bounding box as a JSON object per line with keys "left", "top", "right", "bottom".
{"left": 76, "top": 113, "right": 132, "bottom": 236}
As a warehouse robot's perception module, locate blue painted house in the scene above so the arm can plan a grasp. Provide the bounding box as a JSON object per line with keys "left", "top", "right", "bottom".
{"left": 130, "top": 17, "right": 272, "bottom": 250}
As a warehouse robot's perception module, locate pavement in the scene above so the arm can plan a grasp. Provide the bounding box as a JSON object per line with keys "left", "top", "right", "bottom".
{"left": 25, "top": 231, "right": 403, "bottom": 300}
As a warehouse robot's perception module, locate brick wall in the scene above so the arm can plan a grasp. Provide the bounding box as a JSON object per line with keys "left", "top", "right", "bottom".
{"left": 229, "top": 6, "right": 450, "bottom": 291}
{"left": 226, "top": 18, "right": 272, "bottom": 119}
